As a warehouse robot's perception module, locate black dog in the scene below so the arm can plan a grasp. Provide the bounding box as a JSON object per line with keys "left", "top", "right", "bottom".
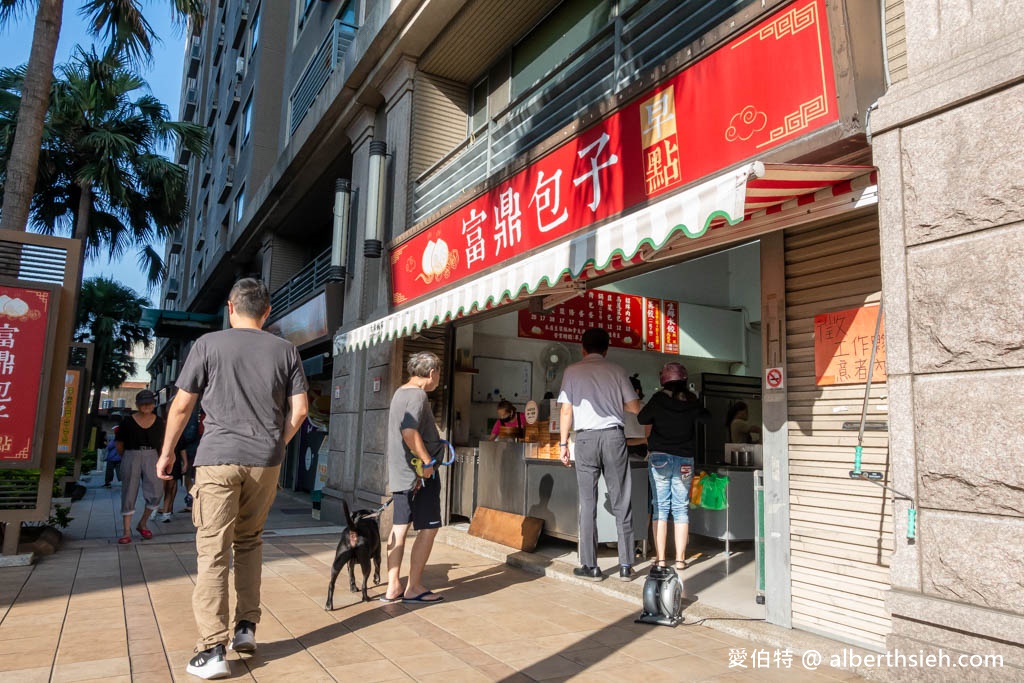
{"left": 325, "top": 500, "right": 382, "bottom": 609}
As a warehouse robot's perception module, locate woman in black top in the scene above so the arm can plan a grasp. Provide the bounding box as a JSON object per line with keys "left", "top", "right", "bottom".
{"left": 115, "top": 389, "right": 166, "bottom": 543}
{"left": 637, "top": 363, "right": 710, "bottom": 572}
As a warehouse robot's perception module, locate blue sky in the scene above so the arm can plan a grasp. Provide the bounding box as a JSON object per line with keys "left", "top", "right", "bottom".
{"left": 0, "top": 4, "right": 189, "bottom": 301}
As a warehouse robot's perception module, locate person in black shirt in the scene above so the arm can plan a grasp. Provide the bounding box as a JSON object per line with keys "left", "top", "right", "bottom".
{"left": 637, "top": 363, "right": 710, "bottom": 571}
{"left": 115, "top": 389, "right": 166, "bottom": 543}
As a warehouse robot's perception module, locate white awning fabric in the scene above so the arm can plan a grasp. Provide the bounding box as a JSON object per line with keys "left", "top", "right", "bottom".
{"left": 336, "top": 161, "right": 874, "bottom": 351}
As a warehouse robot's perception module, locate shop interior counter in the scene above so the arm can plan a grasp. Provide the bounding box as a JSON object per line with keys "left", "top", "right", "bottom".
{"left": 476, "top": 441, "right": 648, "bottom": 555}
{"left": 525, "top": 457, "right": 649, "bottom": 550}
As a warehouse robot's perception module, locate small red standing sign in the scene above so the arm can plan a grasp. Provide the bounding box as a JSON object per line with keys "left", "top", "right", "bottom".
{"left": 0, "top": 284, "right": 55, "bottom": 465}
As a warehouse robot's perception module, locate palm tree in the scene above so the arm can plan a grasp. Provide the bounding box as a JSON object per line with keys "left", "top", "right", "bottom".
{"left": 0, "top": 48, "right": 207, "bottom": 286}
{"left": 75, "top": 276, "right": 152, "bottom": 417}
{"left": 0, "top": 0, "right": 205, "bottom": 234}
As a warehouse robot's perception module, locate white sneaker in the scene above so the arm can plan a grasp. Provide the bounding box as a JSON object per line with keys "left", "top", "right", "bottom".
{"left": 229, "top": 620, "right": 257, "bottom": 653}
{"left": 160, "top": 511, "right": 172, "bottom": 523}
{"left": 186, "top": 644, "right": 229, "bottom": 679}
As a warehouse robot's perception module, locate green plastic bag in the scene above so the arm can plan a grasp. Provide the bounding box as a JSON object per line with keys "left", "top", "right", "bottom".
{"left": 699, "top": 473, "right": 729, "bottom": 510}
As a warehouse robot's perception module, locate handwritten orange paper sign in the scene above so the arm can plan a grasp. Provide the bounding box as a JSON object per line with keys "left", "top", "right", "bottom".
{"left": 814, "top": 305, "right": 886, "bottom": 386}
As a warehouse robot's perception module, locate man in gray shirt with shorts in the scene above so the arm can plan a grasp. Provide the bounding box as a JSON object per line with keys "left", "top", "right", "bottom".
{"left": 158, "top": 278, "right": 308, "bottom": 679}
{"left": 381, "top": 351, "right": 445, "bottom": 604}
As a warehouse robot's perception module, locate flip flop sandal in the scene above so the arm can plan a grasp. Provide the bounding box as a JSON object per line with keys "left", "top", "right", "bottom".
{"left": 378, "top": 594, "right": 402, "bottom": 604}
{"left": 402, "top": 590, "right": 444, "bottom": 604}
{"left": 136, "top": 527, "right": 153, "bottom": 540}
{"left": 117, "top": 536, "right": 131, "bottom": 544}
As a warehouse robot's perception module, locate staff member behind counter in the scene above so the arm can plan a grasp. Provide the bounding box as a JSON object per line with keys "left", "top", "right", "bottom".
{"left": 488, "top": 400, "right": 527, "bottom": 441}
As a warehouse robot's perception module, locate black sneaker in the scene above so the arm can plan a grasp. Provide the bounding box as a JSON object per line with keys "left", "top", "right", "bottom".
{"left": 573, "top": 566, "right": 603, "bottom": 581}
{"left": 619, "top": 565, "right": 635, "bottom": 582}
{"left": 186, "top": 644, "right": 229, "bottom": 679}
{"left": 230, "top": 619, "right": 257, "bottom": 652}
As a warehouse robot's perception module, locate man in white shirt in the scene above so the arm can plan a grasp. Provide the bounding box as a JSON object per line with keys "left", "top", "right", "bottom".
{"left": 558, "top": 328, "right": 641, "bottom": 581}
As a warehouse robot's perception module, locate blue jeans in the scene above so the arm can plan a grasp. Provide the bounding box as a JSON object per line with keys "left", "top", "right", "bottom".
{"left": 649, "top": 452, "right": 693, "bottom": 522}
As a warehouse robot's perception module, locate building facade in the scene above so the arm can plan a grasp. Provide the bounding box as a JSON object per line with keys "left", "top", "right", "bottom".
{"left": 871, "top": 0, "right": 1024, "bottom": 674}
{"left": 148, "top": 0, "right": 1022, "bottom": 668}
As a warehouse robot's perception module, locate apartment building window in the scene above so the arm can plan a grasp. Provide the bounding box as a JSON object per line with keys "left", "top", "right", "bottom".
{"left": 234, "top": 186, "right": 246, "bottom": 223}
{"left": 511, "top": 0, "right": 612, "bottom": 99}
{"left": 242, "top": 95, "right": 253, "bottom": 142}
{"left": 251, "top": 4, "right": 261, "bottom": 52}
{"left": 297, "top": 0, "right": 317, "bottom": 33}
{"left": 469, "top": 78, "right": 488, "bottom": 135}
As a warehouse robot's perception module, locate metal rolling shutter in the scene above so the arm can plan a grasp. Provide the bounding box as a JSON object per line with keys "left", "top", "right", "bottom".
{"left": 784, "top": 213, "right": 892, "bottom": 651}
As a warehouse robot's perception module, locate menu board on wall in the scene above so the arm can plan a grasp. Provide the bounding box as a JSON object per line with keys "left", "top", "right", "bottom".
{"left": 814, "top": 305, "right": 887, "bottom": 386}
{"left": 0, "top": 283, "right": 56, "bottom": 466}
{"left": 518, "top": 290, "right": 644, "bottom": 349}
{"left": 662, "top": 300, "right": 680, "bottom": 354}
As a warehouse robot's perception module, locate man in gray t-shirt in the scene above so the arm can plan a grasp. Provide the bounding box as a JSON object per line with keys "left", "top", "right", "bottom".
{"left": 381, "top": 351, "right": 446, "bottom": 605}
{"left": 157, "top": 278, "right": 308, "bottom": 679}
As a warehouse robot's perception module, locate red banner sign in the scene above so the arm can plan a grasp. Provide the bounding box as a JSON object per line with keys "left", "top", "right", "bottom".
{"left": 518, "top": 290, "right": 643, "bottom": 349}
{"left": 392, "top": 0, "right": 836, "bottom": 306}
{"left": 663, "top": 300, "right": 680, "bottom": 354}
{"left": 0, "top": 285, "right": 53, "bottom": 464}
{"left": 644, "top": 298, "right": 662, "bottom": 352}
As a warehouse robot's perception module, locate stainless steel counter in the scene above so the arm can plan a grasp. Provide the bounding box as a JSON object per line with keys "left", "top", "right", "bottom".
{"left": 476, "top": 442, "right": 649, "bottom": 555}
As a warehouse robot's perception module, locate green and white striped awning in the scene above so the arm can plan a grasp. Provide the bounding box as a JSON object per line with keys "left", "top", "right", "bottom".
{"left": 336, "top": 161, "right": 875, "bottom": 351}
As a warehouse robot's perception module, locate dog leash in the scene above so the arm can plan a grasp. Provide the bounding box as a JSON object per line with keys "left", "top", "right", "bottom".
{"left": 365, "top": 496, "right": 393, "bottom": 518}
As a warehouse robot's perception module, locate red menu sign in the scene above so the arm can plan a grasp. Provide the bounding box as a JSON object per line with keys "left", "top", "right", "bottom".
{"left": 518, "top": 290, "right": 643, "bottom": 349}
{"left": 392, "top": 0, "right": 837, "bottom": 306}
{"left": 0, "top": 284, "right": 54, "bottom": 464}
{"left": 663, "top": 300, "right": 680, "bottom": 354}
{"left": 644, "top": 298, "right": 662, "bottom": 352}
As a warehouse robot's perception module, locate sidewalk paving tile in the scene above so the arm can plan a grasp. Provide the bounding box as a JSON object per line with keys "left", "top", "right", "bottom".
{"left": 0, "top": 481, "right": 870, "bottom": 682}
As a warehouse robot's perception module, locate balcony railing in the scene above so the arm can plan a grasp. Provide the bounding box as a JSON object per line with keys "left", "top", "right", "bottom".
{"left": 288, "top": 19, "right": 358, "bottom": 137}
{"left": 411, "top": 0, "right": 756, "bottom": 223}
{"left": 267, "top": 247, "right": 333, "bottom": 324}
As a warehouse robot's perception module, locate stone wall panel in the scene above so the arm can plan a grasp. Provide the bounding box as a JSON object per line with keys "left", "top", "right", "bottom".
{"left": 914, "top": 370, "right": 1024, "bottom": 516}
{"left": 357, "top": 451, "right": 386, "bottom": 495}
{"left": 362, "top": 408, "right": 389, "bottom": 455}
{"left": 364, "top": 366, "right": 393, "bottom": 410}
{"left": 901, "top": 85, "right": 1024, "bottom": 246}
{"left": 907, "top": 224, "right": 1024, "bottom": 372}
{"left": 904, "top": 0, "right": 1024, "bottom": 78}
{"left": 919, "top": 511, "right": 1024, "bottom": 615}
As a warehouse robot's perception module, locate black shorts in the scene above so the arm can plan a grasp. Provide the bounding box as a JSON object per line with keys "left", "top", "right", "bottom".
{"left": 392, "top": 476, "right": 442, "bottom": 530}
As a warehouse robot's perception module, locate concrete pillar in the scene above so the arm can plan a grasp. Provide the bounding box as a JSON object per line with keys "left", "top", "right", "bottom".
{"left": 872, "top": 0, "right": 1024, "bottom": 671}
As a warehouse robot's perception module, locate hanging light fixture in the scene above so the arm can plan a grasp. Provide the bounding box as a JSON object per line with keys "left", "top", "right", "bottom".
{"left": 364, "top": 141, "right": 387, "bottom": 258}
{"left": 329, "top": 178, "right": 351, "bottom": 281}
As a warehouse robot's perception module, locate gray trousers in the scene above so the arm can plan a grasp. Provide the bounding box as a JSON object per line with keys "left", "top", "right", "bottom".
{"left": 120, "top": 449, "right": 163, "bottom": 516}
{"left": 574, "top": 428, "right": 634, "bottom": 567}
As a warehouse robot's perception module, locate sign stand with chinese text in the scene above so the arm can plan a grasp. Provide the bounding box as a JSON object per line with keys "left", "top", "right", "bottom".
{"left": 0, "top": 230, "right": 82, "bottom": 556}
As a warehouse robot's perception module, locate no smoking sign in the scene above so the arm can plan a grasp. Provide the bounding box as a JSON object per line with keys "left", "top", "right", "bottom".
{"left": 766, "top": 367, "right": 785, "bottom": 390}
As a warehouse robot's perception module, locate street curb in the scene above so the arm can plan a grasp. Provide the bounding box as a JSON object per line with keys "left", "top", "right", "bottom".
{"left": 438, "top": 527, "right": 886, "bottom": 681}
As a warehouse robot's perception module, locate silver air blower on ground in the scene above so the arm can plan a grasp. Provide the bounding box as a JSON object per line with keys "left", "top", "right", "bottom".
{"left": 635, "top": 565, "right": 683, "bottom": 627}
